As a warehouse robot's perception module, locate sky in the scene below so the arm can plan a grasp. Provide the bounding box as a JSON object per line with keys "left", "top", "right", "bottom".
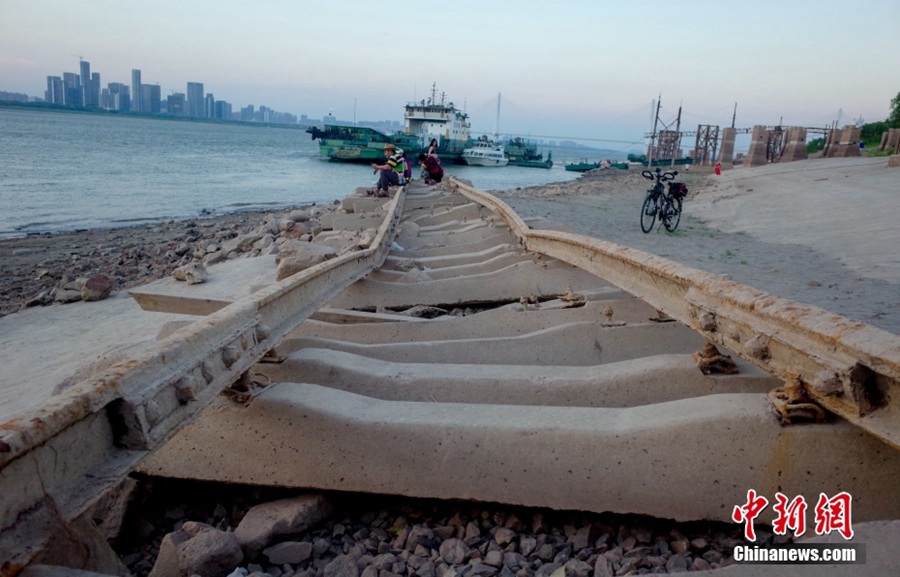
{"left": 2, "top": 0, "right": 898, "bottom": 152}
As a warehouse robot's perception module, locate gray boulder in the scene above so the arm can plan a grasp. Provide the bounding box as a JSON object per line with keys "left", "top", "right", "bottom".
{"left": 275, "top": 240, "right": 337, "bottom": 281}
{"left": 148, "top": 521, "right": 243, "bottom": 577}
{"left": 234, "top": 494, "right": 333, "bottom": 558}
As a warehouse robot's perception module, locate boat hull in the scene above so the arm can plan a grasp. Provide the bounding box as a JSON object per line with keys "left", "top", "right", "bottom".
{"left": 564, "top": 163, "right": 598, "bottom": 172}
{"left": 461, "top": 141, "right": 509, "bottom": 167}
{"left": 515, "top": 160, "right": 552, "bottom": 169}
{"left": 307, "top": 124, "right": 468, "bottom": 164}
{"left": 462, "top": 156, "right": 509, "bottom": 167}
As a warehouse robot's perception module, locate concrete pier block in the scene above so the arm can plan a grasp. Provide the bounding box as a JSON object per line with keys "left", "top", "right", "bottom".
{"left": 825, "top": 125, "right": 862, "bottom": 158}
{"left": 744, "top": 126, "right": 770, "bottom": 167}
{"left": 717, "top": 127, "right": 736, "bottom": 167}
{"left": 780, "top": 126, "right": 808, "bottom": 162}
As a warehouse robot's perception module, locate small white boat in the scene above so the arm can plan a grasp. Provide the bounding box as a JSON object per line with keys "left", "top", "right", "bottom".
{"left": 461, "top": 141, "right": 509, "bottom": 167}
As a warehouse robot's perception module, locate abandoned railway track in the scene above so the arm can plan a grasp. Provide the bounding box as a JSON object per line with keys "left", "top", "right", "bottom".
{"left": 1, "top": 178, "right": 897, "bottom": 575}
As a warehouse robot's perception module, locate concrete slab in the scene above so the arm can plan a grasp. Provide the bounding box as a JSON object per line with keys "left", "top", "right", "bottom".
{"left": 0, "top": 293, "right": 195, "bottom": 423}
{"left": 255, "top": 348, "right": 777, "bottom": 406}
{"left": 392, "top": 232, "right": 520, "bottom": 257}
{"left": 404, "top": 202, "right": 485, "bottom": 227}
{"left": 367, "top": 251, "right": 534, "bottom": 282}
{"left": 128, "top": 255, "right": 277, "bottom": 315}
{"left": 137, "top": 385, "right": 900, "bottom": 525}
{"left": 382, "top": 243, "right": 519, "bottom": 269}
{"left": 276, "top": 321, "right": 707, "bottom": 366}
{"left": 327, "top": 259, "right": 605, "bottom": 310}
{"left": 288, "top": 296, "right": 654, "bottom": 344}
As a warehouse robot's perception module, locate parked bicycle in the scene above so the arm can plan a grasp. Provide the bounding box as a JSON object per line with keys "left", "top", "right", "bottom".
{"left": 640, "top": 168, "right": 688, "bottom": 233}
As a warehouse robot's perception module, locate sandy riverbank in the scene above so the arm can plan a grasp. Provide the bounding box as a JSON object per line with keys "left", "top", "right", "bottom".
{"left": 497, "top": 156, "right": 899, "bottom": 336}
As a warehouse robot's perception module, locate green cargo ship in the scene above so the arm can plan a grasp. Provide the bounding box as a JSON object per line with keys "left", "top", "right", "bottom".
{"left": 307, "top": 84, "right": 472, "bottom": 164}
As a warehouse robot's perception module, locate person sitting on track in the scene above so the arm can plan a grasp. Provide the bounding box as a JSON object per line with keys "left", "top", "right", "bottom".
{"left": 418, "top": 153, "right": 444, "bottom": 185}
{"left": 369, "top": 144, "right": 407, "bottom": 197}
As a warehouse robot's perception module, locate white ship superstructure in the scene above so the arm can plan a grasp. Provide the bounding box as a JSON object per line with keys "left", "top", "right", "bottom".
{"left": 404, "top": 84, "right": 470, "bottom": 160}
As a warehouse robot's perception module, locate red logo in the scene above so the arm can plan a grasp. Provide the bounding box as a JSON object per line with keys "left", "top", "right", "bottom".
{"left": 733, "top": 491, "right": 853, "bottom": 541}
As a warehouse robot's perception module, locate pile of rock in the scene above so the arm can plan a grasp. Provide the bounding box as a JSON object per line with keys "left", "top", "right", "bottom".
{"left": 120, "top": 487, "right": 747, "bottom": 577}
{"left": 5, "top": 196, "right": 393, "bottom": 315}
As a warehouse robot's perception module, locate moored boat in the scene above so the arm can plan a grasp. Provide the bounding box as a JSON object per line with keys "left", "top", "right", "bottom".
{"left": 461, "top": 140, "right": 509, "bottom": 167}
{"left": 628, "top": 153, "right": 693, "bottom": 168}
{"left": 403, "top": 84, "right": 471, "bottom": 164}
{"left": 504, "top": 137, "right": 540, "bottom": 163}
{"left": 306, "top": 84, "right": 473, "bottom": 164}
{"left": 516, "top": 150, "right": 553, "bottom": 169}
{"left": 564, "top": 159, "right": 599, "bottom": 172}
{"left": 305, "top": 124, "right": 418, "bottom": 163}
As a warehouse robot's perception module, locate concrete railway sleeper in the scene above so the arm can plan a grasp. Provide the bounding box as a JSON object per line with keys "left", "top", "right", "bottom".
{"left": 1, "top": 179, "right": 898, "bottom": 574}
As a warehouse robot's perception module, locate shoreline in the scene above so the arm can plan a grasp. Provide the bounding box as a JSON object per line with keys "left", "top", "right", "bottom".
{"left": 0, "top": 205, "right": 317, "bottom": 316}
{"left": 2, "top": 159, "right": 898, "bottom": 335}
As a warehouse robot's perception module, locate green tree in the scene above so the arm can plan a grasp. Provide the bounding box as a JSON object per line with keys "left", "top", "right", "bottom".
{"left": 890, "top": 92, "right": 900, "bottom": 128}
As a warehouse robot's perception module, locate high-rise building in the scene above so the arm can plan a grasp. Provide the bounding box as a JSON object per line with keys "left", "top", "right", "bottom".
{"left": 186, "top": 82, "right": 204, "bottom": 118}
{"left": 76, "top": 60, "right": 100, "bottom": 108}
{"left": 105, "top": 82, "right": 130, "bottom": 111}
{"left": 168, "top": 92, "right": 186, "bottom": 116}
{"left": 62, "top": 72, "right": 81, "bottom": 106}
{"left": 131, "top": 69, "right": 143, "bottom": 113}
{"left": 214, "top": 100, "right": 233, "bottom": 121}
{"left": 45, "top": 76, "right": 64, "bottom": 104}
{"left": 142, "top": 84, "right": 161, "bottom": 114}
{"left": 89, "top": 72, "right": 100, "bottom": 108}
{"left": 80, "top": 60, "right": 90, "bottom": 106}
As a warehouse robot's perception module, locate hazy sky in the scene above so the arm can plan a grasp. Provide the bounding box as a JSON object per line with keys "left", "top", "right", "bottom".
{"left": 2, "top": 0, "right": 898, "bottom": 151}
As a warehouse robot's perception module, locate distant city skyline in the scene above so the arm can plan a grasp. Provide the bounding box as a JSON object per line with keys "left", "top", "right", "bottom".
{"left": 3, "top": 57, "right": 423, "bottom": 134}
{"left": 32, "top": 58, "right": 303, "bottom": 125}
{"left": 2, "top": 0, "right": 898, "bottom": 149}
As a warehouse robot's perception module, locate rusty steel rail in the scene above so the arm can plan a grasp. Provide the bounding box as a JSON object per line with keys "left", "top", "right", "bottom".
{"left": 449, "top": 176, "right": 900, "bottom": 449}
{"left": 0, "top": 189, "right": 406, "bottom": 573}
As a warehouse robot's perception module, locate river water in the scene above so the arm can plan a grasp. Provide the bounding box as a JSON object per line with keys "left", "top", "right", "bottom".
{"left": 0, "top": 108, "right": 584, "bottom": 239}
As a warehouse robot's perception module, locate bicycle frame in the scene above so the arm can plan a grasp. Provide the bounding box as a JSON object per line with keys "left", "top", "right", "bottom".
{"left": 640, "top": 169, "right": 681, "bottom": 233}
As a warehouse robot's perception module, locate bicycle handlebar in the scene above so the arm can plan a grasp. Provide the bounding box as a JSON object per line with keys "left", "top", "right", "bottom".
{"left": 641, "top": 169, "right": 678, "bottom": 182}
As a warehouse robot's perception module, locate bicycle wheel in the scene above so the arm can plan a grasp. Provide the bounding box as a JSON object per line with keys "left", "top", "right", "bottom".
{"left": 663, "top": 196, "right": 682, "bottom": 232}
{"left": 640, "top": 194, "right": 657, "bottom": 233}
